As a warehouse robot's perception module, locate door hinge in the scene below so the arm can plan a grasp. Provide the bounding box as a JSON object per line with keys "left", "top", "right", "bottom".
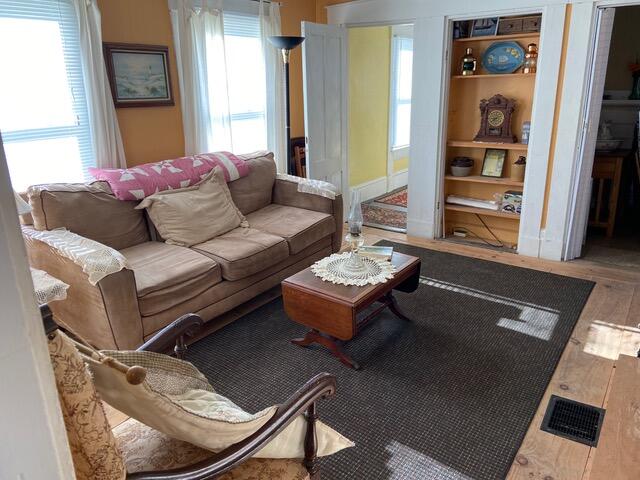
{"left": 437, "top": 201, "right": 441, "bottom": 210}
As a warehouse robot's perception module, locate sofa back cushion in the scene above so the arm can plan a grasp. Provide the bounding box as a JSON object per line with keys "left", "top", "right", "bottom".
{"left": 228, "top": 152, "right": 277, "bottom": 215}
{"left": 27, "top": 182, "right": 150, "bottom": 250}
{"left": 136, "top": 168, "right": 248, "bottom": 247}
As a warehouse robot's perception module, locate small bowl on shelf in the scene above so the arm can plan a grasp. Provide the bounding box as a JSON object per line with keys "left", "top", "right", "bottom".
{"left": 450, "top": 157, "right": 474, "bottom": 177}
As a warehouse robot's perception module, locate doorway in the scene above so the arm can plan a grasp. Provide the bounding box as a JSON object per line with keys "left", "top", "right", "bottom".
{"left": 568, "top": 6, "right": 640, "bottom": 268}
{"left": 347, "top": 24, "right": 414, "bottom": 233}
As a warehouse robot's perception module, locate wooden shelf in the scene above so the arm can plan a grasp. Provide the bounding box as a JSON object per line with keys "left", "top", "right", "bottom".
{"left": 447, "top": 140, "right": 528, "bottom": 151}
{"left": 445, "top": 204, "right": 521, "bottom": 219}
{"left": 452, "top": 73, "right": 536, "bottom": 80}
{"left": 454, "top": 32, "right": 540, "bottom": 43}
{"left": 445, "top": 175, "right": 524, "bottom": 187}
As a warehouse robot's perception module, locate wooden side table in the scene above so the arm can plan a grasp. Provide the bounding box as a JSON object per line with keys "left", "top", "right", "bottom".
{"left": 282, "top": 252, "right": 421, "bottom": 369}
{"left": 590, "top": 151, "right": 626, "bottom": 238}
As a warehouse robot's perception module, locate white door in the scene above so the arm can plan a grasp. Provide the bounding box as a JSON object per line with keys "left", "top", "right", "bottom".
{"left": 301, "top": 22, "right": 348, "bottom": 199}
{"left": 564, "top": 7, "right": 616, "bottom": 260}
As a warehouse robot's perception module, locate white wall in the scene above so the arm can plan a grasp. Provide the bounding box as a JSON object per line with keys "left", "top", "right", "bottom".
{"left": 0, "top": 135, "right": 74, "bottom": 479}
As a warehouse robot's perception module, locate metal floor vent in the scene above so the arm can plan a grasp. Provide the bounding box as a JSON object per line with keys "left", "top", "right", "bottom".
{"left": 540, "top": 395, "right": 605, "bottom": 447}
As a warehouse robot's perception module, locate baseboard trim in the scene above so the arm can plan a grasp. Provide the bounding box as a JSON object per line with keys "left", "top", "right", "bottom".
{"left": 389, "top": 168, "right": 409, "bottom": 191}
{"left": 351, "top": 176, "right": 388, "bottom": 202}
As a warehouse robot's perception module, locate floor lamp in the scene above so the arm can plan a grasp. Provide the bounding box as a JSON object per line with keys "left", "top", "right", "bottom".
{"left": 268, "top": 35, "right": 305, "bottom": 175}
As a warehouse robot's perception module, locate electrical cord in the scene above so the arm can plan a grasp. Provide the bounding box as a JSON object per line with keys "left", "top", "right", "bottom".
{"left": 452, "top": 215, "right": 505, "bottom": 248}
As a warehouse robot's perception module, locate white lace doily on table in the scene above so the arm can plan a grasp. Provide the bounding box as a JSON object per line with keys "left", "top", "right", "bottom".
{"left": 311, "top": 252, "right": 396, "bottom": 286}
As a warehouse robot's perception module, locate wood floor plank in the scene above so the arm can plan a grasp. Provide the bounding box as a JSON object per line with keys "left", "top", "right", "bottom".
{"left": 589, "top": 355, "right": 640, "bottom": 480}
{"left": 507, "top": 280, "right": 633, "bottom": 480}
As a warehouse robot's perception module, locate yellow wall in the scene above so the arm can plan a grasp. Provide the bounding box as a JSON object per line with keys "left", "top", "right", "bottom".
{"left": 348, "top": 26, "right": 410, "bottom": 187}
{"left": 348, "top": 27, "right": 391, "bottom": 186}
{"left": 98, "top": 0, "right": 185, "bottom": 166}
{"left": 604, "top": 6, "right": 640, "bottom": 91}
{"left": 98, "top": 0, "right": 316, "bottom": 166}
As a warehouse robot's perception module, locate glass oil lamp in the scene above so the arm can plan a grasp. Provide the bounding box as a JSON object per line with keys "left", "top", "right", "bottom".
{"left": 523, "top": 43, "right": 538, "bottom": 74}
{"left": 461, "top": 47, "right": 477, "bottom": 76}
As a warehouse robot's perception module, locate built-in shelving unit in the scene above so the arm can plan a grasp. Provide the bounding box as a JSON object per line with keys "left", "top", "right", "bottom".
{"left": 451, "top": 73, "right": 536, "bottom": 80}
{"left": 445, "top": 175, "right": 524, "bottom": 187}
{"left": 443, "top": 20, "right": 540, "bottom": 249}
{"left": 447, "top": 140, "right": 528, "bottom": 150}
{"left": 454, "top": 32, "right": 540, "bottom": 43}
{"left": 445, "top": 204, "right": 521, "bottom": 219}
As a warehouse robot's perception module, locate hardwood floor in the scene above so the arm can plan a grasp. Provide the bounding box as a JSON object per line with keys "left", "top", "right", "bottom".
{"left": 362, "top": 226, "right": 640, "bottom": 480}
{"left": 106, "top": 225, "right": 640, "bottom": 479}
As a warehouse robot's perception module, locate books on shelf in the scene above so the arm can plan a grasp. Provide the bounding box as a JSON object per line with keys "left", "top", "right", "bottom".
{"left": 359, "top": 245, "right": 393, "bottom": 262}
{"left": 446, "top": 195, "right": 500, "bottom": 211}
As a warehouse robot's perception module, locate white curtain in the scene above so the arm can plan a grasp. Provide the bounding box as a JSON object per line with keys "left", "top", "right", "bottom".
{"left": 169, "top": 0, "right": 232, "bottom": 155}
{"left": 260, "top": 0, "right": 286, "bottom": 172}
{"left": 72, "top": 0, "right": 127, "bottom": 169}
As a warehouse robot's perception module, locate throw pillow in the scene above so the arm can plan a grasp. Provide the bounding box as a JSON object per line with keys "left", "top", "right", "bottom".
{"left": 136, "top": 168, "right": 248, "bottom": 247}
{"left": 89, "top": 152, "right": 250, "bottom": 201}
{"left": 87, "top": 349, "right": 354, "bottom": 459}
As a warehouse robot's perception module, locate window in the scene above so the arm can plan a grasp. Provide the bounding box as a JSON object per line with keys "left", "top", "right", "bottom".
{"left": 389, "top": 33, "right": 413, "bottom": 150}
{"left": 222, "top": 12, "right": 267, "bottom": 153}
{"left": 0, "top": 0, "right": 94, "bottom": 191}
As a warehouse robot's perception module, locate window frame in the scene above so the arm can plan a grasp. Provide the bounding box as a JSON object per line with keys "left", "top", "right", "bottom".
{"left": 388, "top": 27, "right": 414, "bottom": 157}
{"left": 0, "top": 0, "right": 95, "bottom": 189}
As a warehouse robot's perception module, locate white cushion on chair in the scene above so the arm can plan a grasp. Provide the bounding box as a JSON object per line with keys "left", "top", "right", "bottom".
{"left": 87, "top": 349, "right": 353, "bottom": 459}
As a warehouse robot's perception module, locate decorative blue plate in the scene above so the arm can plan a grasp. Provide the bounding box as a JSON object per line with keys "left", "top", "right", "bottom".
{"left": 482, "top": 41, "right": 525, "bottom": 74}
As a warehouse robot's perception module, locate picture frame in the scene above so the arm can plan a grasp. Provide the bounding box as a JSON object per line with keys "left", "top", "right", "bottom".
{"left": 103, "top": 43, "right": 174, "bottom": 108}
{"left": 470, "top": 18, "right": 499, "bottom": 37}
{"left": 453, "top": 20, "right": 471, "bottom": 39}
{"left": 481, "top": 149, "right": 506, "bottom": 177}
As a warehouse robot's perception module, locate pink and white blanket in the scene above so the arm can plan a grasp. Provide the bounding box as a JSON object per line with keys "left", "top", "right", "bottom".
{"left": 89, "top": 152, "right": 249, "bottom": 201}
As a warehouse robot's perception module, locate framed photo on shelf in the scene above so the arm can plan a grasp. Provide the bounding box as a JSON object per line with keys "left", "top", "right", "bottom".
{"left": 470, "top": 18, "right": 499, "bottom": 37}
{"left": 481, "top": 149, "right": 506, "bottom": 177}
{"left": 103, "top": 43, "right": 174, "bottom": 108}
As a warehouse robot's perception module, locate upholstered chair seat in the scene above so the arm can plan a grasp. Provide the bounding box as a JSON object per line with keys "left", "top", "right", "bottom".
{"left": 114, "top": 418, "right": 310, "bottom": 480}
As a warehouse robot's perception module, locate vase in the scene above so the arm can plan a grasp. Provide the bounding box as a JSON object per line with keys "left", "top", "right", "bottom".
{"left": 511, "top": 163, "right": 526, "bottom": 182}
{"left": 344, "top": 190, "right": 366, "bottom": 274}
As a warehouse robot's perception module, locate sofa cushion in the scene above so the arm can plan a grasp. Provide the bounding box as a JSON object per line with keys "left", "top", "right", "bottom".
{"left": 27, "top": 181, "right": 149, "bottom": 250}
{"left": 114, "top": 418, "right": 311, "bottom": 479}
{"left": 136, "top": 168, "right": 248, "bottom": 247}
{"left": 192, "top": 228, "right": 288, "bottom": 281}
{"left": 247, "top": 204, "right": 336, "bottom": 255}
{"left": 228, "top": 153, "right": 277, "bottom": 215}
{"left": 120, "top": 242, "right": 222, "bottom": 316}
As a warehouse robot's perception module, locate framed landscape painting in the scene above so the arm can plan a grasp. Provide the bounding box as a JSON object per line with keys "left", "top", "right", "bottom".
{"left": 103, "top": 43, "right": 174, "bottom": 108}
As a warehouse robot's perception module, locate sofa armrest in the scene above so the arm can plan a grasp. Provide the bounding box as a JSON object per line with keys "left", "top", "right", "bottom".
{"left": 273, "top": 177, "right": 343, "bottom": 252}
{"left": 23, "top": 226, "right": 144, "bottom": 350}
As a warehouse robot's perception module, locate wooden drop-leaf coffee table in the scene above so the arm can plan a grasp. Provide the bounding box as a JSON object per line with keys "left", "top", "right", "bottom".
{"left": 282, "top": 252, "right": 421, "bottom": 369}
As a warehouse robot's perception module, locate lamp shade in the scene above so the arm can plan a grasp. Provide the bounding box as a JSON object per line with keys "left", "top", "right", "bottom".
{"left": 268, "top": 36, "right": 305, "bottom": 51}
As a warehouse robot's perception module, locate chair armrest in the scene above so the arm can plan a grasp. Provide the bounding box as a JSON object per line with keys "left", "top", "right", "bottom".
{"left": 127, "top": 372, "right": 337, "bottom": 480}
{"left": 272, "top": 178, "right": 343, "bottom": 253}
{"left": 23, "top": 226, "right": 143, "bottom": 349}
{"left": 137, "top": 314, "right": 204, "bottom": 358}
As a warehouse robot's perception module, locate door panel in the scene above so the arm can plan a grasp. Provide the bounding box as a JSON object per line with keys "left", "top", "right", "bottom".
{"left": 301, "top": 22, "right": 347, "bottom": 194}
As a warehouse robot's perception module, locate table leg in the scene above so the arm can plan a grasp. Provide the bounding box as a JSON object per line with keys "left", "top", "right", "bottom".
{"left": 292, "top": 330, "right": 360, "bottom": 370}
{"left": 385, "top": 292, "right": 412, "bottom": 321}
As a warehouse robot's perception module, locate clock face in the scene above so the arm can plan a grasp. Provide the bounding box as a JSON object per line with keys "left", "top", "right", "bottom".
{"left": 488, "top": 110, "right": 505, "bottom": 127}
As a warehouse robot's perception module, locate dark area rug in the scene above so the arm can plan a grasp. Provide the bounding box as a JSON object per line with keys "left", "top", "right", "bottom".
{"left": 186, "top": 242, "right": 594, "bottom": 480}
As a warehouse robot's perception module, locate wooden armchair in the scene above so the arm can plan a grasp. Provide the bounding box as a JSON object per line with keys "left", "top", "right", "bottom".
{"left": 42, "top": 306, "right": 337, "bottom": 480}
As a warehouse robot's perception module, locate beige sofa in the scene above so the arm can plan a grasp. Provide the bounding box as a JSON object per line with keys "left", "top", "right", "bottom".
{"left": 24, "top": 153, "right": 342, "bottom": 349}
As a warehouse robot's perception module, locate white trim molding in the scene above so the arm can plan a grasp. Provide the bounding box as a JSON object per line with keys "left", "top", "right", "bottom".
{"left": 541, "top": 2, "right": 598, "bottom": 260}
{"left": 0, "top": 135, "right": 74, "bottom": 478}
{"left": 350, "top": 176, "right": 388, "bottom": 202}
{"left": 389, "top": 168, "right": 409, "bottom": 190}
